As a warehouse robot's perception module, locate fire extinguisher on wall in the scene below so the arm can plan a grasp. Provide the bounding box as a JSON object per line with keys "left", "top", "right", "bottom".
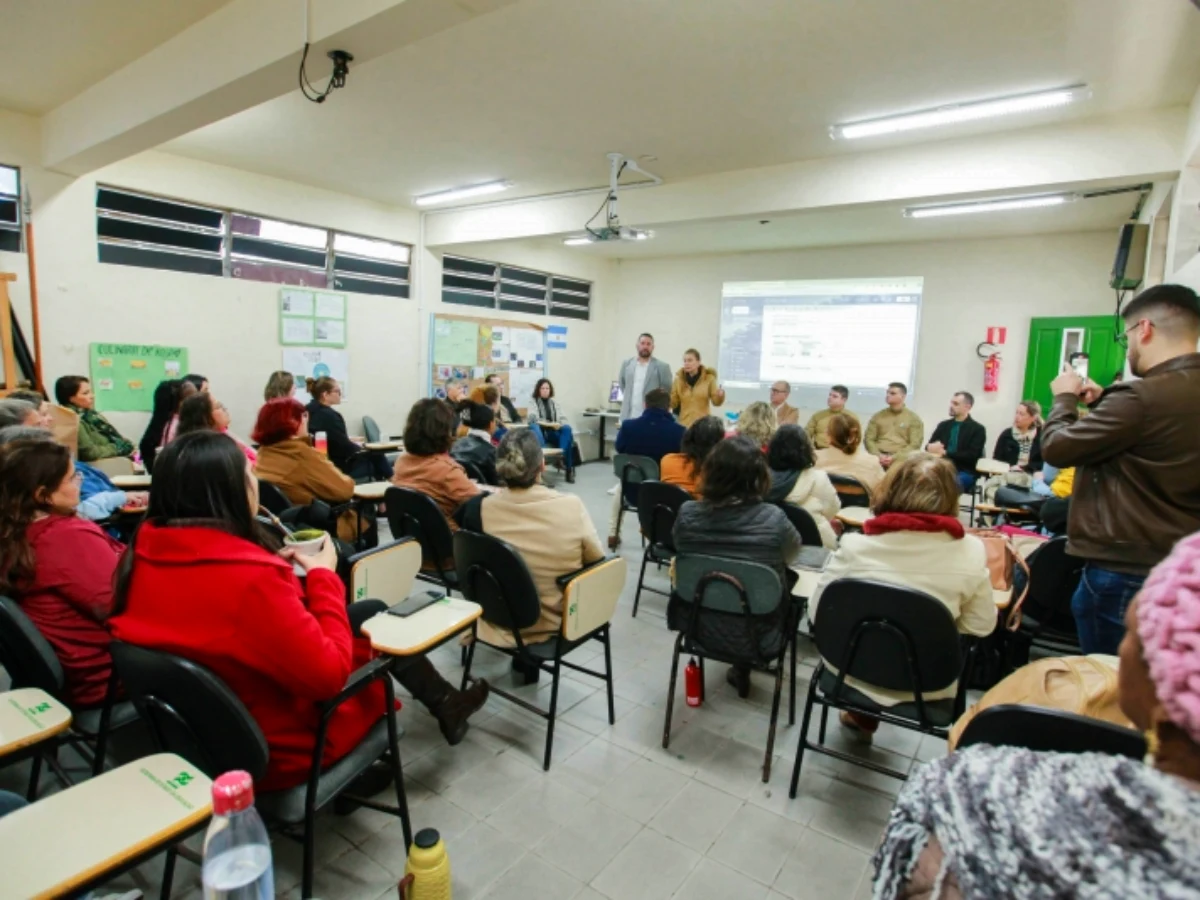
{"left": 983, "top": 353, "right": 1001, "bottom": 393}
{"left": 979, "top": 326, "right": 1006, "bottom": 394}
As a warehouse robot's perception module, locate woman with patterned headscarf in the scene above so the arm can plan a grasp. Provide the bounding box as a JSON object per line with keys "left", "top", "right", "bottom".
{"left": 872, "top": 530, "right": 1200, "bottom": 899}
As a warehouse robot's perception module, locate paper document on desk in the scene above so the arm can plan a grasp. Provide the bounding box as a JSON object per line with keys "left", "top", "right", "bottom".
{"left": 793, "top": 546, "right": 832, "bottom": 572}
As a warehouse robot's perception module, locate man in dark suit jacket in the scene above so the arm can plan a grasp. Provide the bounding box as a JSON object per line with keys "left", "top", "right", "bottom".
{"left": 926, "top": 391, "right": 987, "bottom": 493}
{"left": 608, "top": 388, "right": 685, "bottom": 547}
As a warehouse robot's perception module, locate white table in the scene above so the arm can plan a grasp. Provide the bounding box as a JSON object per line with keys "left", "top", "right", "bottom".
{"left": 362, "top": 596, "right": 483, "bottom": 656}
{"left": 364, "top": 440, "right": 403, "bottom": 453}
{"left": 836, "top": 506, "right": 873, "bottom": 528}
{"left": 111, "top": 474, "right": 151, "bottom": 489}
{"left": 790, "top": 568, "right": 822, "bottom": 599}
{"left": 0, "top": 688, "right": 72, "bottom": 760}
{"left": 0, "top": 752, "right": 212, "bottom": 900}
{"left": 581, "top": 410, "right": 622, "bottom": 462}
{"left": 975, "top": 458, "right": 1011, "bottom": 477}
{"left": 354, "top": 481, "right": 391, "bottom": 501}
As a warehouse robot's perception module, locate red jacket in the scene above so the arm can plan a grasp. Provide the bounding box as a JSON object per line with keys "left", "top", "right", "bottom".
{"left": 108, "top": 523, "right": 387, "bottom": 791}
{"left": 18, "top": 515, "right": 123, "bottom": 707}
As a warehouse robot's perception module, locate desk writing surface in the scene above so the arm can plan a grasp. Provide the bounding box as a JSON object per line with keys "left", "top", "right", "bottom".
{"left": 0, "top": 752, "right": 212, "bottom": 900}
{"left": 790, "top": 568, "right": 822, "bottom": 599}
{"left": 975, "top": 458, "right": 1010, "bottom": 477}
{"left": 362, "top": 596, "right": 482, "bottom": 656}
{"left": 111, "top": 474, "right": 152, "bottom": 489}
{"left": 365, "top": 441, "right": 403, "bottom": 452}
{"left": 836, "top": 507, "right": 873, "bottom": 527}
{"left": 583, "top": 411, "right": 621, "bottom": 419}
{"left": 0, "top": 688, "right": 72, "bottom": 758}
{"left": 354, "top": 481, "right": 391, "bottom": 500}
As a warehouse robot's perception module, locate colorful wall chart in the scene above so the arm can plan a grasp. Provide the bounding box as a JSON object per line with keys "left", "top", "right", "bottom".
{"left": 428, "top": 313, "right": 546, "bottom": 410}
{"left": 88, "top": 342, "right": 189, "bottom": 412}
{"left": 283, "top": 347, "right": 351, "bottom": 401}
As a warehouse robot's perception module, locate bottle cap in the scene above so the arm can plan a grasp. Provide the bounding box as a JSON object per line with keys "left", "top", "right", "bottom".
{"left": 414, "top": 828, "right": 441, "bottom": 850}
{"left": 212, "top": 770, "right": 255, "bottom": 816}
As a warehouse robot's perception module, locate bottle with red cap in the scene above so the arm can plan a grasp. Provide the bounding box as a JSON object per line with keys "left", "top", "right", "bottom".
{"left": 202, "top": 770, "right": 274, "bottom": 900}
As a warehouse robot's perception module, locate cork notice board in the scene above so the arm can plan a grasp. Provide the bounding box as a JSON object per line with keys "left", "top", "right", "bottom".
{"left": 428, "top": 313, "right": 546, "bottom": 406}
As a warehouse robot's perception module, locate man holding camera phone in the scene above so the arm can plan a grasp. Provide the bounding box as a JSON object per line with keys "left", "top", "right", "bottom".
{"left": 1041, "top": 284, "right": 1200, "bottom": 655}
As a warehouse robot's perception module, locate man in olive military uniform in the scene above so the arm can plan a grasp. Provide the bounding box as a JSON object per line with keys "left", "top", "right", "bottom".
{"left": 805, "top": 384, "right": 860, "bottom": 450}
{"left": 865, "top": 382, "right": 924, "bottom": 469}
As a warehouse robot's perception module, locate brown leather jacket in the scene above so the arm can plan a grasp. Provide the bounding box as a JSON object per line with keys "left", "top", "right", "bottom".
{"left": 1040, "top": 353, "right": 1200, "bottom": 573}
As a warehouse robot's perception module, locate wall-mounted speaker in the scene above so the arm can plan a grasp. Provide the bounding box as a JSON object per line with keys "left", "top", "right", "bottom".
{"left": 1110, "top": 223, "right": 1149, "bottom": 290}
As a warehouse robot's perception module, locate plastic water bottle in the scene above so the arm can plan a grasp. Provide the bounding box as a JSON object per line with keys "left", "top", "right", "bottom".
{"left": 314, "top": 431, "right": 328, "bottom": 456}
{"left": 202, "top": 771, "right": 274, "bottom": 900}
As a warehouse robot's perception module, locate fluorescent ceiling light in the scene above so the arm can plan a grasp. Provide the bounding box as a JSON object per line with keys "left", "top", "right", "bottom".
{"left": 903, "top": 193, "right": 1075, "bottom": 219}
{"left": 831, "top": 85, "right": 1090, "bottom": 140}
{"left": 562, "top": 235, "right": 596, "bottom": 246}
{"left": 413, "top": 180, "right": 511, "bottom": 207}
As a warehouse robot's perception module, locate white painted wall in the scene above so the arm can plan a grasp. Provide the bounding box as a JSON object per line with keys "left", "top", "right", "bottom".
{"left": 604, "top": 232, "right": 1119, "bottom": 445}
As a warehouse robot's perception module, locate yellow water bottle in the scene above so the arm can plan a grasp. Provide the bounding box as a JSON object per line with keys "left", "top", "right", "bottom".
{"left": 400, "top": 828, "right": 451, "bottom": 900}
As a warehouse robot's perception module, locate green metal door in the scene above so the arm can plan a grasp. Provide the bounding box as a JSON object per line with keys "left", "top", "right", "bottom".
{"left": 1022, "top": 316, "right": 1126, "bottom": 412}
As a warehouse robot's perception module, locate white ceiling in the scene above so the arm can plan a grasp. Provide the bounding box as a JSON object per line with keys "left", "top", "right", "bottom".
{"left": 161, "top": 0, "right": 1200, "bottom": 206}
{"left": 540, "top": 190, "right": 1143, "bottom": 259}
{"left": 0, "top": 0, "right": 232, "bottom": 114}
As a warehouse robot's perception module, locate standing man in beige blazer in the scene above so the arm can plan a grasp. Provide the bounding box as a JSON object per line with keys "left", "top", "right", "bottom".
{"left": 770, "top": 381, "right": 800, "bottom": 426}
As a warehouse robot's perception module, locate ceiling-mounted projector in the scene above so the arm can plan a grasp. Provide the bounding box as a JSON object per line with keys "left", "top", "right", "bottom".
{"left": 563, "top": 153, "right": 659, "bottom": 246}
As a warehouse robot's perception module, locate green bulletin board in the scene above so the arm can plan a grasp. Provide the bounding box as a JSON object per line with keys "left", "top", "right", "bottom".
{"left": 88, "top": 342, "right": 189, "bottom": 413}
{"left": 279, "top": 288, "right": 347, "bottom": 347}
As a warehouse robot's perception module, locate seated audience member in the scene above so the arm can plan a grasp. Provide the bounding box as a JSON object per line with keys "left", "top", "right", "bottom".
{"left": 443, "top": 379, "right": 467, "bottom": 404}
{"left": 660, "top": 415, "right": 724, "bottom": 497}
{"left": 0, "top": 438, "right": 123, "bottom": 706}
{"left": 810, "top": 453, "right": 996, "bottom": 740}
{"left": 926, "top": 391, "right": 987, "bottom": 494}
{"left": 139, "top": 379, "right": 186, "bottom": 471}
{"left": 178, "top": 392, "right": 256, "bottom": 462}
{"left": 107, "top": 433, "right": 489, "bottom": 790}
{"left": 54, "top": 375, "right": 134, "bottom": 462}
{"left": 7, "top": 390, "right": 54, "bottom": 428}
{"left": 252, "top": 399, "right": 363, "bottom": 544}
{"left": 485, "top": 374, "right": 523, "bottom": 426}
{"left": 769, "top": 381, "right": 799, "bottom": 426}
{"left": 865, "top": 382, "right": 923, "bottom": 469}
{"left": 1039, "top": 465, "right": 1074, "bottom": 535}
{"left": 455, "top": 429, "right": 604, "bottom": 674}
{"left": 814, "top": 413, "right": 886, "bottom": 500}
{"left": 805, "top": 385, "right": 860, "bottom": 450}
{"left": 669, "top": 348, "right": 725, "bottom": 427}
{"left": 183, "top": 373, "right": 209, "bottom": 393}
{"left": 735, "top": 400, "right": 777, "bottom": 450}
{"left": 460, "top": 384, "right": 499, "bottom": 439}
{"left": 873, "top": 533, "right": 1200, "bottom": 900}
{"left": 451, "top": 402, "right": 499, "bottom": 485}
{"left": 0, "top": 398, "right": 41, "bottom": 430}
{"left": 531, "top": 378, "right": 577, "bottom": 483}
{"left": 161, "top": 379, "right": 198, "bottom": 447}
{"left": 765, "top": 425, "right": 840, "bottom": 549}
{"left": 609, "top": 387, "right": 687, "bottom": 548}
{"left": 263, "top": 370, "right": 296, "bottom": 401}
{"left": 993, "top": 400, "right": 1043, "bottom": 473}
{"left": 306, "top": 377, "right": 390, "bottom": 482}
{"left": 673, "top": 436, "right": 804, "bottom": 697}
{"left": 392, "top": 398, "right": 481, "bottom": 534}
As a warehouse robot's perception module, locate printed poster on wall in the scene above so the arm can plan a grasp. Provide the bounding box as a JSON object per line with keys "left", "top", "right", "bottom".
{"left": 88, "top": 342, "right": 189, "bottom": 412}
{"left": 283, "top": 348, "right": 351, "bottom": 401}
{"left": 279, "top": 288, "right": 348, "bottom": 348}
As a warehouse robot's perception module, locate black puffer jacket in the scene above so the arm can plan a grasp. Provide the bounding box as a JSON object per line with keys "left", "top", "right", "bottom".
{"left": 672, "top": 500, "right": 803, "bottom": 580}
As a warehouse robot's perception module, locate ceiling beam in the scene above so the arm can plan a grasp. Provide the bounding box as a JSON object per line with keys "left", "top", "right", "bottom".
{"left": 424, "top": 108, "right": 1188, "bottom": 247}
{"left": 40, "top": 0, "right": 517, "bottom": 176}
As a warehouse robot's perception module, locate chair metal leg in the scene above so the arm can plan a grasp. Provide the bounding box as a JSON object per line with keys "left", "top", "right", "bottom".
{"left": 603, "top": 627, "right": 616, "bottom": 724}
{"left": 543, "top": 655, "right": 564, "bottom": 771}
{"left": 818, "top": 704, "right": 830, "bottom": 744}
{"left": 93, "top": 665, "right": 122, "bottom": 776}
{"left": 302, "top": 778, "right": 318, "bottom": 900}
{"left": 384, "top": 680, "right": 413, "bottom": 850}
{"left": 698, "top": 655, "right": 706, "bottom": 703}
{"left": 788, "top": 633, "right": 797, "bottom": 726}
{"left": 789, "top": 676, "right": 821, "bottom": 798}
{"left": 460, "top": 624, "right": 478, "bottom": 692}
{"left": 632, "top": 550, "right": 650, "bottom": 617}
{"left": 25, "top": 753, "right": 42, "bottom": 800}
{"left": 662, "top": 635, "right": 683, "bottom": 748}
{"left": 159, "top": 846, "right": 177, "bottom": 900}
{"left": 763, "top": 663, "right": 785, "bottom": 783}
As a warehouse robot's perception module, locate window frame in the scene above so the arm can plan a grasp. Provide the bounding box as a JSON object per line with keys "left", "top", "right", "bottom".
{"left": 441, "top": 253, "right": 591, "bottom": 320}
{"left": 0, "top": 163, "right": 23, "bottom": 253}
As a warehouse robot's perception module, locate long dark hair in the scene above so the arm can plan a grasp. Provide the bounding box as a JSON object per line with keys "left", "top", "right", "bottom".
{"left": 767, "top": 424, "right": 816, "bottom": 472}
{"left": 0, "top": 440, "right": 73, "bottom": 593}
{"left": 700, "top": 435, "right": 770, "bottom": 507}
{"left": 680, "top": 416, "right": 724, "bottom": 472}
{"left": 112, "top": 432, "right": 276, "bottom": 615}
{"left": 139, "top": 379, "right": 184, "bottom": 469}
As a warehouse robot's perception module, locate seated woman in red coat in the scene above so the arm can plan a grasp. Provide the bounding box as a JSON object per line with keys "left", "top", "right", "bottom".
{"left": 0, "top": 436, "right": 124, "bottom": 707}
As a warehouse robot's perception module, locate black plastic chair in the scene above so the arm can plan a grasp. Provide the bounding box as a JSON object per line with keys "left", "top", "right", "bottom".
{"left": 632, "top": 481, "right": 692, "bottom": 617}
{"left": 790, "top": 579, "right": 971, "bottom": 795}
{"left": 111, "top": 642, "right": 411, "bottom": 900}
{"left": 385, "top": 486, "right": 459, "bottom": 593}
{"left": 776, "top": 501, "right": 823, "bottom": 547}
{"left": 455, "top": 531, "right": 620, "bottom": 770}
{"left": 957, "top": 704, "right": 1145, "bottom": 759}
{"left": 828, "top": 474, "right": 871, "bottom": 509}
{"left": 1006, "top": 536, "right": 1083, "bottom": 666}
{"left": 666, "top": 554, "right": 799, "bottom": 783}
{"left": 612, "top": 453, "right": 659, "bottom": 538}
{"left": 0, "top": 596, "right": 139, "bottom": 791}
{"left": 258, "top": 477, "right": 371, "bottom": 551}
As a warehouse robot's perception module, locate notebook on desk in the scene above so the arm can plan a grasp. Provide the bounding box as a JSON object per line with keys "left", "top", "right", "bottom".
{"left": 793, "top": 546, "right": 832, "bottom": 572}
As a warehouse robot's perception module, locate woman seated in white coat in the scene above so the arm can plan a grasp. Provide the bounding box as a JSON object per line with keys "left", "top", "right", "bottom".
{"left": 809, "top": 453, "right": 996, "bottom": 741}
{"left": 454, "top": 428, "right": 605, "bottom": 682}
{"left": 765, "top": 425, "right": 840, "bottom": 548}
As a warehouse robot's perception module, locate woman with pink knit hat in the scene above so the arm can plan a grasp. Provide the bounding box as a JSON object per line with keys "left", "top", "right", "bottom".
{"left": 871, "top": 531, "right": 1200, "bottom": 899}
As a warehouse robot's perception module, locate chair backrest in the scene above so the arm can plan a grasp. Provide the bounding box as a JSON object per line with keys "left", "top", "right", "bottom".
{"left": 348, "top": 538, "right": 422, "bottom": 604}
{"left": 562, "top": 557, "right": 627, "bottom": 641}
{"left": 1022, "top": 536, "right": 1084, "bottom": 632}
{"left": 110, "top": 642, "right": 269, "bottom": 781}
{"left": 0, "top": 596, "right": 64, "bottom": 696}
{"left": 636, "top": 481, "right": 692, "bottom": 550}
{"left": 362, "top": 415, "right": 382, "bottom": 443}
{"left": 827, "top": 474, "right": 871, "bottom": 508}
{"left": 385, "top": 486, "right": 456, "bottom": 571}
{"left": 89, "top": 456, "right": 135, "bottom": 477}
{"left": 671, "top": 554, "right": 788, "bottom": 664}
{"left": 776, "top": 502, "right": 823, "bottom": 547}
{"left": 614, "top": 454, "right": 659, "bottom": 507}
{"left": 48, "top": 405, "right": 79, "bottom": 458}
{"left": 957, "top": 704, "right": 1145, "bottom": 760}
{"left": 257, "top": 479, "right": 295, "bottom": 515}
{"left": 452, "top": 530, "right": 543, "bottom": 634}
{"left": 459, "top": 460, "right": 486, "bottom": 484}
{"left": 812, "top": 578, "right": 962, "bottom": 695}
{"left": 674, "top": 554, "right": 784, "bottom": 616}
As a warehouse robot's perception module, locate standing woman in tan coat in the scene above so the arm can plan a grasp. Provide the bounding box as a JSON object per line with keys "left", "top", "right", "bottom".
{"left": 670, "top": 349, "right": 725, "bottom": 427}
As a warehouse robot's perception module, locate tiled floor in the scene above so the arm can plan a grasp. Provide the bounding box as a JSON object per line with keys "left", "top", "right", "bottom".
{"left": 1, "top": 463, "right": 946, "bottom": 900}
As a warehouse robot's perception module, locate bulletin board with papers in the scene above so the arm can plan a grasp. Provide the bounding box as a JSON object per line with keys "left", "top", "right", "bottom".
{"left": 279, "top": 288, "right": 348, "bottom": 348}
{"left": 428, "top": 313, "right": 546, "bottom": 410}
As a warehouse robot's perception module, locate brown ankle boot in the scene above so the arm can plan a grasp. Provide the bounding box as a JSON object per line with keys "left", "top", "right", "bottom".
{"left": 432, "top": 680, "right": 490, "bottom": 745}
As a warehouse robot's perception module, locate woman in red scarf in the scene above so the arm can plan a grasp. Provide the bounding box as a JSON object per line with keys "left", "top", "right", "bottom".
{"left": 808, "top": 453, "right": 996, "bottom": 740}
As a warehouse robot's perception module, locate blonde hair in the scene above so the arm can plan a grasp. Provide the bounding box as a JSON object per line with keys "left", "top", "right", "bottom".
{"left": 736, "top": 401, "right": 777, "bottom": 447}
{"left": 826, "top": 413, "right": 861, "bottom": 455}
{"left": 1018, "top": 399, "right": 1044, "bottom": 430}
{"left": 263, "top": 370, "right": 294, "bottom": 401}
{"left": 873, "top": 453, "right": 960, "bottom": 517}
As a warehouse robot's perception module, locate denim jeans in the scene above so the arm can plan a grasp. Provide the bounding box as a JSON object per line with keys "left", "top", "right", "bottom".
{"left": 955, "top": 470, "right": 977, "bottom": 495}
{"left": 544, "top": 423, "right": 575, "bottom": 470}
{"left": 1071, "top": 563, "right": 1146, "bottom": 654}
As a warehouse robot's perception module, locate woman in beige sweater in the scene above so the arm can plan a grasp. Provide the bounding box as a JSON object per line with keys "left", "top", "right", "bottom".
{"left": 813, "top": 412, "right": 885, "bottom": 500}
